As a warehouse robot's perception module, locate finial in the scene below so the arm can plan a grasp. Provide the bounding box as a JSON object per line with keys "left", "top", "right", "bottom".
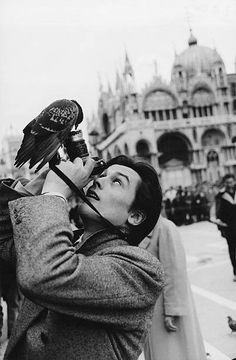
{"left": 188, "top": 28, "right": 197, "bottom": 46}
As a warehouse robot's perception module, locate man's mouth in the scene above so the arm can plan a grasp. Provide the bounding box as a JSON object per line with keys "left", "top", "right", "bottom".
{"left": 86, "top": 189, "right": 99, "bottom": 201}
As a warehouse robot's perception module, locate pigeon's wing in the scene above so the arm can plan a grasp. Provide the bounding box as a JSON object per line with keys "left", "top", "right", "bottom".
{"left": 29, "top": 134, "right": 62, "bottom": 171}
{"left": 30, "top": 127, "right": 72, "bottom": 172}
{"left": 14, "top": 126, "right": 36, "bottom": 168}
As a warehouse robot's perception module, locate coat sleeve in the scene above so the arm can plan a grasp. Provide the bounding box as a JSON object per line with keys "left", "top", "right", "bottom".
{"left": 150, "top": 217, "right": 189, "bottom": 316}
{"left": 9, "top": 196, "right": 164, "bottom": 330}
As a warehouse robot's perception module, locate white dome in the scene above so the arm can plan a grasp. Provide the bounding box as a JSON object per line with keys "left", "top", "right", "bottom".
{"left": 172, "top": 33, "right": 224, "bottom": 78}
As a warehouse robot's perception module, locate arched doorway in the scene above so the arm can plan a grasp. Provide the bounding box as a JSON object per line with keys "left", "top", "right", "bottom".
{"left": 136, "top": 139, "right": 151, "bottom": 163}
{"left": 157, "top": 132, "right": 192, "bottom": 189}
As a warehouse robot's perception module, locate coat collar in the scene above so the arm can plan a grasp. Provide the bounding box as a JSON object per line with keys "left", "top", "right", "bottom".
{"left": 75, "top": 228, "right": 128, "bottom": 255}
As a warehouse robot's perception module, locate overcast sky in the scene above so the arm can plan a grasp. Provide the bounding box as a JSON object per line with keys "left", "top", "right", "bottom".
{"left": 0, "top": 0, "right": 236, "bottom": 142}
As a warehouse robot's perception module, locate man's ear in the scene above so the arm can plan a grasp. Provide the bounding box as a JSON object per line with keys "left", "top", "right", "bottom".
{"left": 128, "top": 210, "right": 146, "bottom": 226}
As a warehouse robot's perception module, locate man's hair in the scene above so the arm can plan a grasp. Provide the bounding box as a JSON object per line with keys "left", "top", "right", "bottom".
{"left": 223, "top": 173, "right": 235, "bottom": 182}
{"left": 107, "top": 155, "right": 162, "bottom": 246}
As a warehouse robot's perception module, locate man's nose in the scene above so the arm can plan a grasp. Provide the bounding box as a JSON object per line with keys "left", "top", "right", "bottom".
{"left": 94, "top": 176, "right": 104, "bottom": 189}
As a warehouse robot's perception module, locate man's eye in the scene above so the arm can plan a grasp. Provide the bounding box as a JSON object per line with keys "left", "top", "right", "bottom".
{"left": 98, "top": 173, "right": 106, "bottom": 178}
{"left": 113, "top": 178, "right": 121, "bottom": 185}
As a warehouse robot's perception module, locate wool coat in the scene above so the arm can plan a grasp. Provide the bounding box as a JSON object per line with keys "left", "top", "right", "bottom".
{"left": 0, "top": 184, "right": 164, "bottom": 360}
{"left": 140, "top": 216, "right": 207, "bottom": 360}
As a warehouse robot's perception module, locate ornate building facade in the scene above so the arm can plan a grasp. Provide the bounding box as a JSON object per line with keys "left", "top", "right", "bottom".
{"left": 88, "top": 32, "right": 236, "bottom": 190}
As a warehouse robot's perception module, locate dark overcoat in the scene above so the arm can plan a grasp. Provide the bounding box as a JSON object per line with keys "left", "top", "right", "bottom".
{"left": 0, "top": 186, "right": 164, "bottom": 360}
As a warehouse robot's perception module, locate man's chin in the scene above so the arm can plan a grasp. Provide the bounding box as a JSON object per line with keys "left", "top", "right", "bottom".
{"left": 78, "top": 202, "right": 101, "bottom": 219}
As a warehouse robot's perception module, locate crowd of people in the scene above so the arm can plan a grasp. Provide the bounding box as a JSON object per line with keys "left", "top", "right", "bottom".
{"left": 163, "top": 184, "right": 219, "bottom": 226}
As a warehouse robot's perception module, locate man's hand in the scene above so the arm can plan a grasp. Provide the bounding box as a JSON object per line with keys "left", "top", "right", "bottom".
{"left": 164, "top": 315, "right": 178, "bottom": 332}
{"left": 42, "top": 157, "right": 95, "bottom": 200}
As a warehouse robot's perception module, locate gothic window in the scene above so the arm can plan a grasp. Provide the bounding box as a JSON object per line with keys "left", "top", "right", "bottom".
{"left": 233, "top": 99, "right": 236, "bottom": 114}
{"left": 166, "top": 109, "right": 170, "bottom": 120}
{"left": 182, "top": 100, "right": 189, "bottom": 118}
{"left": 231, "top": 83, "right": 236, "bottom": 97}
{"left": 124, "top": 143, "right": 129, "bottom": 155}
{"left": 172, "top": 109, "right": 177, "bottom": 119}
{"left": 107, "top": 151, "right": 112, "bottom": 161}
{"left": 158, "top": 110, "right": 163, "bottom": 121}
{"left": 151, "top": 111, "right": 156, "bottom": 121}
{"left": 102, "top": 113, "right": 110, "bottom": 135}
{"left": 144, "top": 111, "right": 149, "bottom": 119}
{"left": 224, "top": 102, "right": 229, "bottom": 113}
{"left": 136, "top": 140, "right": 150, "bottom": 157}
{"left": 193, "top": 128, "right": 197, "bottom": 142}
{"left": 114, "top": 146, "right": 122, "bottom": 156}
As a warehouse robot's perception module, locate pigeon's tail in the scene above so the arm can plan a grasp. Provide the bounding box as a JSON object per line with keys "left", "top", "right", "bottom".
{"left": 29, "top": 133, "right": 62, "bottom": 172}
{"left": 14, "top": 134, "right": 35, "bottom": 168}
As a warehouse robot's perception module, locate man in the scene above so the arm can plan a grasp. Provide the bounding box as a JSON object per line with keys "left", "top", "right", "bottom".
{"left": 217, "top": 173, "right": 236, "bottom": 281}
{"left": 140, "top": 216, "right": 207, "bottom": 360}
{"left": 0, "top": 155, "right": 164, "bottom": 360}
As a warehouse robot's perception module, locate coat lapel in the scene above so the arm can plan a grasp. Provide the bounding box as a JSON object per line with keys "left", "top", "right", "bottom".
{"left": 222, "top": 192, "right": 236, "bottom": 204}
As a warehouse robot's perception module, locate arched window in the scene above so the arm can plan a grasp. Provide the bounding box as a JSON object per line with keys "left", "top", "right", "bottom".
{"left": 136, "top": 140, "right": 151, "bottom": 163}
{"left": 233, "top": 99, "right": 236, "bottom": 114}
{"left": 102, "top": 113, "right": 110, "bottom": 135}
{"left": 136, "top": 140, "right": 150, "bottom": 157}
{"left": 114, "top": 145, "right": 122, "bottom": 156}
{"left": 106, "top": 151, "right": 112, "bottom": 161}
{"left": 202, "top": 129, "right": 225, "bottom": 147}
{"left": 124, "top": 143, "right": 129, "bottom": 155}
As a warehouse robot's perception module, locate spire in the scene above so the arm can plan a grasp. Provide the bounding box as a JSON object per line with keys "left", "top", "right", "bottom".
{"left": 188, "top": 28, "right": 197, "bottom": 46}
{"left": 123, "top": 52, "right": 134, "bottom": 78}
{"left": 107, "top": 81, "right": 113, "bottom": 96}
{"left": 115, "top": 70, "right": 121, "bottom": 91}
{"left": 97, "top": 72, "right": 103, "bottom": 93}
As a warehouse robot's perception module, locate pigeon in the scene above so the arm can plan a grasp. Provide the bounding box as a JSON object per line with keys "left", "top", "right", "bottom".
{"left": 14, "top": 99, "right": 83, "bottom": 172}
{"left": 227, "top": 316, "right": 236, "bottom": 333}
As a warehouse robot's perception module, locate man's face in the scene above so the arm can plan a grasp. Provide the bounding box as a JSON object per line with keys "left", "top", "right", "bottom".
{"left": 79, "top": 164, "right": 141, "bottom": 227}
{"left": 225, "top": 177, "right": 235, "bottom": 192}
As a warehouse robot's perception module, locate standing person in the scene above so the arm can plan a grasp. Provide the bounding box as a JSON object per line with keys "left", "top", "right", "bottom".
{"left": 0, "top": 266, "right": 22, "bottom": 340}
{"left": 217, "top": 173, "right": 236, "bottom": 281}
{"left": 0, "top": 178, "right": 22, "bottom": 340}
{"left": 171, "top": 192, "right": 185, "bottom": 226}
{"left": 140, "top": 216, "right": 207, "bottom": 360}
{"left": 0, "top": 154, "right": 164, "bottom": 360}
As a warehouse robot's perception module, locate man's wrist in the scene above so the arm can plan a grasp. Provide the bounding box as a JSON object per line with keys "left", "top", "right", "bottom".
{"left": 42, "top": 192, "right": 67, "bottom": 203}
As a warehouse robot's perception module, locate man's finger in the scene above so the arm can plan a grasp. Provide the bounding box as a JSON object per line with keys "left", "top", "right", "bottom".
{"left": 73, "top": 157, "right": 83, "bottom": 166}
{"left": 84, "top": 157, "right": 96, "bottom": 174}
{"left": 165, "top": 318, "right": 177, "bottom": 332}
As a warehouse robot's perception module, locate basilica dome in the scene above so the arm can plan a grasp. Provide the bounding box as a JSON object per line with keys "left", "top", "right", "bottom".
{"left": 172, "top": 32, "right": 224, "bottom": 79}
